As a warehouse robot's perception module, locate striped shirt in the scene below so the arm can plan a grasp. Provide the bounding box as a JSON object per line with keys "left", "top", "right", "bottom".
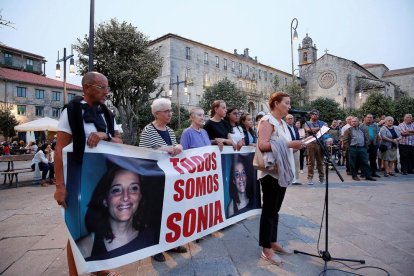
{"left": 139, "top": 123, "right": 177, "bottom": 149}
{"left": 398, "top": 122, "right": 414, "bottom": 146}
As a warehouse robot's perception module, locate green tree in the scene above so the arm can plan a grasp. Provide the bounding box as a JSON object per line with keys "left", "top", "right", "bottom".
{"left": 74, "top": 18, "right": 163, "bottom": 145}
{"left": 394, "top": 96, "right": 414, "bottom": 122}
{"left": 305, "top": 97, "right": 346, "bottom": 123}
{"left": 0, "top": 108, "right": 18, "bottom": 139}
{"left": 285, "top": 82, "right": 304, "bottom": 108}
{"left": 360, "top": 91, "right": 394, "bottom": 119}
{"left": 199, "top": 79, "right": 247, "bottom": 114}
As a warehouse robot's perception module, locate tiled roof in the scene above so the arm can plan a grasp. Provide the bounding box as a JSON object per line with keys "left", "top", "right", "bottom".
{"left": 383, "top": 67, "right": 414, "bottom": 77}
{"left": 361, "top": 63, "right": 388, "bottom": 69}
{"left": 0, "top": 67, "right": 82, "bottom": 91}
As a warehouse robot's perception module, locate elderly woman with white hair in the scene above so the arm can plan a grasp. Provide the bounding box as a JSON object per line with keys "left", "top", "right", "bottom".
{"left": 379, "top": 116, "right": 402, "bottom": 177}
{"left": 139, "top": 98, "right": 183, "bottom": 155}
{"left": 139, "top": 98, "right": 187, "bottom": 262}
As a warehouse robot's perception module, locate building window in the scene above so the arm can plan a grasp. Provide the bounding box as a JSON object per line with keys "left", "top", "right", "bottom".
{"left": 239, "top": 63, "right": 242, "bottom": 74}
{"left": 224, "top": 59, "right": 227, "bottom": 70}
{"left": 259, "top": 69, "right": 262, "bottom": 80}
{"left": 17, "top": 105, "right": 26, "bottom": 115}
{"left": 68, "top": 93, "right": 76, "bottom": 102}
{"left": 185, "top": 47, "right": 191, "bottom": 60}
{"left": 204, "top": 52, "right": 209, "bottom": 64}
{"left": 17, "top": 87, "right": 26, "bottom": 97}
{"left": 231, "top": 61, "right": 235, "bottom": 72}
{"left": 35, "top": 89, "right": 45, "bottom": 99}
{"left": 246, "top": 65, "right": 250, "bottom": 76}
{"left": 52, "top": 108, "right": 60, "bottom": 118}
{"left": 303, "top": 52, "right": 308, "bottom": 64}
{"left": 52, "top": 91, "right": 61, "bottom": 101}
{"left": 26, "top": 59, "right": 33, "bottom": 71}
{"left": 264, "top": 71, "right": 268, "bottom": 81}
{"left": 4, "top": 53, "right": 12, "bottom": 65}
{"left": 284, "top": 78, "right": 288, "bottom": 86}
{"left": 215, "top": 56, "right": 219, "bottom": 68}
{"left": 35, "top": 106, "right": 44, "bottom": 117}
{"left": 269, "top": 73, "right": 273, "bottom": 82}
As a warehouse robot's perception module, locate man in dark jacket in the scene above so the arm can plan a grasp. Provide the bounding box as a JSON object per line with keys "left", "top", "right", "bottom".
{"left": 343, "top": 117, "right": 377, "bottom": 181}
{"left": 360, "top": 113, "right": 381, "bottom": 177}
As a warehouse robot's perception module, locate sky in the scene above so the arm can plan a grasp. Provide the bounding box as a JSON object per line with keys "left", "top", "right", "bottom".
{"left": 1, "top": 0, "right": 413, "bottom": 86}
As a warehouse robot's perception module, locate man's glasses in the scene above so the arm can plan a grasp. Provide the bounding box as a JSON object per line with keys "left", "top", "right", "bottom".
{"left": 86, "top": 83, "right": 110, "bottom": 91}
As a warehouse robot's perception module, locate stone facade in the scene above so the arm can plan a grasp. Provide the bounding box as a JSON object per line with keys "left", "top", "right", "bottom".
{"left": 150, "top": 34, "right": 293, "bottom": 116}
{"left": 297, "top": 34, "right": 412, "bottom": 109}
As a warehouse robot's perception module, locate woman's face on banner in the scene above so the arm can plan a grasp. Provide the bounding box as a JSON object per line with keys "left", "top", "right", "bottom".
{"left": 105, "top": 170, "right": 142, "bottom": 222}
{"left": 233, "top": 162, "right": 247, "bottom": 193}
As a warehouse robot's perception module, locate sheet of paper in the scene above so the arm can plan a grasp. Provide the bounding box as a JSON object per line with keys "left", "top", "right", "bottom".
{"left": 303, "top": 125, "right": 330, "bottom": 145}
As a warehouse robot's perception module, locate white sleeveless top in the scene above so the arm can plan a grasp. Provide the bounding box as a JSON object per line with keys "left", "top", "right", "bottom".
{"left": 257, "top": 114, "right": 295, "bottom": 180}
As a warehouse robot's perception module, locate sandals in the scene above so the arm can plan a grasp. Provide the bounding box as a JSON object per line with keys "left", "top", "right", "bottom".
{"left": 261, "top": 251, "right": 282, "bottom": 266}
{"left": 273, "top": 246, "right": 294, "bottom": 255}
{"left": 388, "top": 172, "right": 396, "bottom": 176}
{"left": 384, "top": 173, "right": 389, "bottom": 177}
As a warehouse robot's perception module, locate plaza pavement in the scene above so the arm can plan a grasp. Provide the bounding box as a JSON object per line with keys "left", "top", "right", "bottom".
{"left": 0, "top": 160, "right": 413, "bottom": 276}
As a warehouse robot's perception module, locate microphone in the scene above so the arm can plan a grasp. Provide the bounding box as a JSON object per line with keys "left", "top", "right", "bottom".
{"left": 288, "top": 109, "right": 310, "bottom": 115}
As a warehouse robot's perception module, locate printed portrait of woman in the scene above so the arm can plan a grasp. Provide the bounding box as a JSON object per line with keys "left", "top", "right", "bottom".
{"left": 75, "top": 157, "right": 163, "bottom": 261}
{"left": 226, "top": 154, "right": 259, "bottom": 218}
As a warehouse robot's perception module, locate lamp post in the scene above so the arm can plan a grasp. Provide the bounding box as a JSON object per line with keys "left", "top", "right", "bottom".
{"left": 337, "top": 87, "right": 344, "bottom": 109}
{"left": 290, "top": 18, "right": 299, "bottom": 83}
{"left": 56, "top": 47, "right": 75, "bottom": 105}
{"left": 88, "top": 0, "right": 95, "bottom": 72}
{"left": 169, "top": 75, "right": 188, "bottom": 129}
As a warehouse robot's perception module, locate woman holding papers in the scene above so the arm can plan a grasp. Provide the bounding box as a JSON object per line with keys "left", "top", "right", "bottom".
{"left": 257, "top": 92, "right": 303, "bottom": 265}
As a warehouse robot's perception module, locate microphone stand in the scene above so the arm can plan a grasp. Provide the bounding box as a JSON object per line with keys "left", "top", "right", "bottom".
{"left": 294, "top": 115, "right": 365, "bottom": 274}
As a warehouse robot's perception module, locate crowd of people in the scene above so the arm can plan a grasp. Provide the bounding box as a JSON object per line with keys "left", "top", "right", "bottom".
{"left": 6, "top": 70, "right": 404, "bottom": 275}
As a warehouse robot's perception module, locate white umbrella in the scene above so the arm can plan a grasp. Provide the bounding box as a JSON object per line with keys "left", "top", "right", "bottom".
{"left": 14, "top": 117, "right": 59, "bottom": 132}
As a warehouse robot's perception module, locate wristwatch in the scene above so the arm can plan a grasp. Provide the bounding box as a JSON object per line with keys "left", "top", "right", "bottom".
{"left": 105, "top": 132, "right": 112, "bottom": 141}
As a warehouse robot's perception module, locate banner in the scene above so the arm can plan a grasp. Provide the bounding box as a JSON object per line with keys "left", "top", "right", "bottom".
{"left": 62, "top": 143, "right": 261, "bottom": 273}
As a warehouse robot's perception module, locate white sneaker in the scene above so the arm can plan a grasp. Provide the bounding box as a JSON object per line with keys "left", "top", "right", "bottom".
{"left": 319, "top": 178, "right": 325, "bottom": 184}
{"left": 300, "top": 170, "right": 304, "bottom": 174}
{"left": 307, "top": 180, "right": 314, "bottom": 185}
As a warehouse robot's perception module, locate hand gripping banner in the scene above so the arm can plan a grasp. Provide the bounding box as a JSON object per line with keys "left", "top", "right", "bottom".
{"left": 61, "top": 143, "right": 260, "bottom": 273}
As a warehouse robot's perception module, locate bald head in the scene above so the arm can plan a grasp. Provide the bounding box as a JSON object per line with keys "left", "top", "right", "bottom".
{"left": 82, "top": 72, "right": 107, "bottom": 86}
{"left": 82, "top": 72, "right": 109, "bottom": 105}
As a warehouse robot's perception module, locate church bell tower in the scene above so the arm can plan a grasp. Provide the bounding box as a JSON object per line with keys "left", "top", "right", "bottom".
{"left": 298, "top": 33, "right": 318, "bottom": 66}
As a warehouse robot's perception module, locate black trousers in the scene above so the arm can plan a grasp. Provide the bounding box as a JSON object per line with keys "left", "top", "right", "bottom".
{"left": 367, "top": 144, "right": 378, "bottom": 173}
{"left": 299, "top": 148, "right": 305, "bottom": 170}
{"left": 399, "top": 144, "right": 414, "bottom": 173}
{"left": 259, "top": 175, "right": 286, "bottom": 248}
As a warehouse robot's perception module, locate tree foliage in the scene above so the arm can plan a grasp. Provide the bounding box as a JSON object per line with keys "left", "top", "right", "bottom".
{"left": 73, "top": 18, "right": 162, "bottom": 145}
{"left": 199, "top": 79, "right": 247, "bottom": 115}
{"left": 285, "top": 82, "right": 305, "bottom": 108}
{"left": 360, "top": 91, "right": 394, "bottom": 119}
{"left": 0, "top": 108, "right": 18, "bottom": 139}
{"left": 394, "top": 96, "right": 414, "bottom": 122}
{"left": 304, "top": 97, "right": 346, "bottom": 124}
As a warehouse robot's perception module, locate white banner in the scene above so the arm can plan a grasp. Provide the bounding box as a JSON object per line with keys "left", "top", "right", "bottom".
{"left": 62, "top": 143, "right": 260, "bottom": 273}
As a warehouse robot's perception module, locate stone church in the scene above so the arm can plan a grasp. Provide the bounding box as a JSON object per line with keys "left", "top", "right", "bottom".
{"left": 298, "top": 34, "right": 414, "bottom": 109}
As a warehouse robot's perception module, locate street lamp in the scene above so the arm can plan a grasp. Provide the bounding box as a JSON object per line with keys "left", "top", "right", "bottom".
{"left": 290, "top": 18, "right": 299, "bottom": 83}
{"left": 169, "top": 75, "right": 188, "bottom": 129}
{"left": 56, "top": 47, "right": 75, "bottom": 105}
{"left": 337, "top": 87, "right": 344, "bottom": 109}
